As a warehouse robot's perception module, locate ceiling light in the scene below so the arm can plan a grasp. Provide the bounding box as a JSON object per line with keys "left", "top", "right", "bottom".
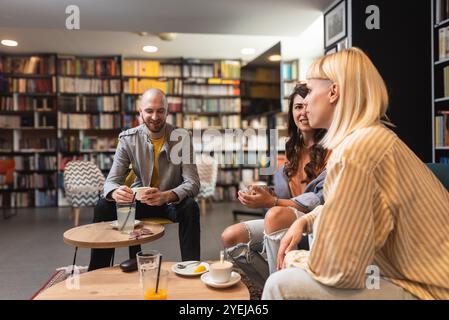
{"left": 158, "top": 33, "right": 177, "bottom": 41}
{"left": 142, "top": 45, "right": 158, "bottom": 53}
{"left": 241, "top": 48, "right": 255, "bottom": 55}
{"left": 268, "top": 54, "right": 282, "bottom": 62}
{"left": 1, "top": 39, "right": 18, "bottom": 47}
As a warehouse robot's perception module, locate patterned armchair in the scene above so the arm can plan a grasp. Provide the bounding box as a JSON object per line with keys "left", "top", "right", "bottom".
{"left": 64, "top": 160, "right": 105, "bottom": 226}
{"left": 196, "top": 154, "right": 218, "bottom": 215}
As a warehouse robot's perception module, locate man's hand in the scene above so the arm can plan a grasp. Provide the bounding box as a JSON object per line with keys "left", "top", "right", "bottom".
{"left": 112, "top": 186, "right": 135, "bottom": 203}
{"left": 238, "top": 185, "right": 276, "bottom": 209}
{"left": 277, "top": 217, "right": 306, "bottom": 270}
{"left": 141, "top": 188, "right": 168, "bottom": 206}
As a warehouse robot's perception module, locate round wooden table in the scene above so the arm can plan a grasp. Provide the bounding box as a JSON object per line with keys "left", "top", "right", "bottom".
{"left": 34, "top": 262, "right": 250, "bottom": 300}
{"left": 63, "top": 220, "right": 165, "bottom": 249}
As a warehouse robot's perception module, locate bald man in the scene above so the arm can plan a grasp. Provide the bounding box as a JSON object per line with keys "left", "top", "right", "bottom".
{"left": 89, "top": 89, "right": 201, "bottom": 271}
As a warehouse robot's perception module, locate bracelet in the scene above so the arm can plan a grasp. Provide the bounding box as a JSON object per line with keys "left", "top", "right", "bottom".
{"left": 273, "top": 196, "right": 278, "bottom": 207}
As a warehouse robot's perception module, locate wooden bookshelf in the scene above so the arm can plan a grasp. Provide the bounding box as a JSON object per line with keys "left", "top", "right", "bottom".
{"left": 433, "top": 0, "right": 449, "bottom": 164}
{"left": 0, "top": 53, "right": 58, "bottom": 207}
{"left": 56, "top": 55, "right": 122, "bottom": 206}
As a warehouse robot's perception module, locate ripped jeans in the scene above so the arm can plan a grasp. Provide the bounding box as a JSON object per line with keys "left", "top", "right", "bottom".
{"left": 226, "top": 208, "right": 307, "bottom": 286}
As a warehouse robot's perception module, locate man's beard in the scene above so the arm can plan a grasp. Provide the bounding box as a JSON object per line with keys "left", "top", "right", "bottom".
{"left": 141, "top": 115, "right": 165, "bottom": 133}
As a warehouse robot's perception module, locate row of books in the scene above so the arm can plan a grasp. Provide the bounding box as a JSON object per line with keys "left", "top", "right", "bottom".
{"left": 122, "top": 60, "right": 182, "bottom": 77}
{"left": 122, "top": 96, "right": 182, "bottom": 113}
{"left": 19, "top": 137, "right": 57, "bottom": 151}
{"left": 165, "top": 113, "right": 184, "bottom": 128}
{"left": 35, "top": 190, "right": 58, "bottom": 206}
{"left": 282, "top": 61, "right": 298, "bottom": 81}
{"left": 58, "top": 113, "right": 122, "bottom": 129}
{"left": 183, "top": 84, "right": 240, "bottom": 96}
{"left": 0, "top": 78, "right": 55, "bottom": 94}
{"left": 220, "top": 61, "right": 241, "bottom": 79}
{"left": 14, "top": 155, "right": 57, "bottom": 170}
{"left": 0, "top": 56, "right": 56, "bottom": 75}
{"left": 58, "top": 77, "right": 121, "bottom": 94}
{"left": 183, "top": 64, "right": 216, "bottom": 78}
{"left": 183, "top": 98, "right": 241, "bottom": 113}
{"left": 81, "top": 136, "right": 117, "bottom": 151}
{"left": 15, "top": 173, "right": 57, "bottom": 189}
{"left": 0, "top": 192, "right": 32, "bottom": 208}
{"left": 0, "top": 95, "right": 54, "bottom": 111}
{"left": 58, "top": 57, "right": 120, "bottom": 76}
{"left": 183, "top": 115, "right": 241, "bottom": 129}
{"left": 438, "top": 26, "right": 449, "bottom": 60}
{"left": 436, "top": 0, "right": 449, "bottom": 24}
{"left": 0, "top": 115, "right": 21, "bottom": 128}
{"left": 443, "top": 66, "right": 449, "bottom": 97}
{"left": 438, "top": 157, "right": 449, "bottom": 164}
{"left": 435, "top": 112, "right": 449, "bottom": 146}
{"left": 58, "top": 96, "right": 120, "bottom": 113}
{"left": 123, "top": 78, "right": 182, "bottom": 95}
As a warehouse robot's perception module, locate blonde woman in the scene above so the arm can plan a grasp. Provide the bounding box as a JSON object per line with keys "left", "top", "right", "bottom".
{"left": 263, "top": 48, "right": 449, "bottom": 300}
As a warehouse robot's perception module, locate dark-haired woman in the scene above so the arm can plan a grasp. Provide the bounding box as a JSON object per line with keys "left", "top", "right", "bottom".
{"left": 221, "top": 83, "right": 330, "bottom": 276}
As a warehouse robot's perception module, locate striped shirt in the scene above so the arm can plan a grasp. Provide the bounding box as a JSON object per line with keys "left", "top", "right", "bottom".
{"left": 285, "top": 125, "right": 449, "bottom": 300}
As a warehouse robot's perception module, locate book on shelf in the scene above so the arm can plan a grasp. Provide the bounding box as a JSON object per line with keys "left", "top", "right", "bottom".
{"left": 436, "top": 0, "right": 449, "bottom": 24}
{"left": 183, "top": 84, "right": 240, "bottom": 96}
{"left": 220, "top": 60, "right": 241, "bottom": 79}
{"left": 166, "top": 113, "right": 183, "bottom": 128}
{"left": 58, "top": 95, "right": 120, "bottom": 112}
{"left": 435, "top": 111, "right": 449, "bottom": 146}
{"left": 58, "top": 113, "right": 121, "bottom": 129}
{"left": 0, "top": 78, "right": 55, "bottom": 94}
{"left": 0, "top": 191, "right": 33, "bottom": 208}
{"left": 58, "top": 77, "right": 121, "bottom": 94}
{"left": 14, "top": 155, "right": 57, "bottom": 170}
{"left": 18, "top": 136, "right": 56, "bottom": 151}
{"left": 0, "top": 55, "right": 55, "bottom": 75}
{"left": 183, "top": 97, "right": 241, "bottom": 113}
{"left": 282, "top": 60, "right": 298, "bottom": 81}
{"left": 14, "top": 172, "right": 57, "bottom": 189}
{"left": 283, "top": 82, "right": 296, "bottom": 98}
{"left": 81, "top": 136, "right": 117, "bottom": 151}
{"left": 58, "top": 56, "right": 120, "bottom": 76}
{"left": 58, "top": 135, "right": 80, "bottom": 153}
{"left": 0, "top": 95, "right": 54, "bottom": 112}
{"left": 123, "top": 78, "right": 182, "bottom": 95}
{"left": 438, "top": 157, "right": 449, "bottom": 163}
{"left": 35, "top": 190, "right": 57, "bottom": 206}
{"left": 183, "top": 64, "right": 215, "bottom": 78}
{"left": 217, "top": 169, "right": 241, "bottom": 185}
{"left": 122, "top": 60, "right": 160, "bottom": 77}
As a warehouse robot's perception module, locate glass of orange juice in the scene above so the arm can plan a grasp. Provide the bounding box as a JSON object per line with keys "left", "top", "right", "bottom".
{"left": 143, "top": 268, "right": 169, "bottom": 300}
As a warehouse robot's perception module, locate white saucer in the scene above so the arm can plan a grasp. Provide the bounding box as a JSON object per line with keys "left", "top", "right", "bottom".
{"left": 110, "top": 220, "right": 141, "bottom": 229}
{"left": 201, "top": 271, "right": 241, "bottom": 288}
{"left": 171, "top": 261, "right": 209, "bottom": 276}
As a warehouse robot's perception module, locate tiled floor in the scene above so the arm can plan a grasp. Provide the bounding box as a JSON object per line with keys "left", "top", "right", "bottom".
{"left": 0, "top": 202, "right": 263, "bottom": 300}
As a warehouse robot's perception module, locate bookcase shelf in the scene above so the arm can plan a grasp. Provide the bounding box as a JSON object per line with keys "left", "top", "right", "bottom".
{"left": 433, "top": 0, "right": 449, "bottom": 164}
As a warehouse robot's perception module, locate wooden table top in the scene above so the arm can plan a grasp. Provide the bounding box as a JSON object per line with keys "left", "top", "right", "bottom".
{"left": 63, "top": 221, "right": 165, "bottom": 249}
{"left": 34, "top": 262, "right": 250, "bottom": 300}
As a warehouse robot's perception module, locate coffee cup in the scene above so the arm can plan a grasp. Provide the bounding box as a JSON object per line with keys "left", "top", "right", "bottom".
{"left": 209, "top": 261, "right": 233, "bottom": 283}
{"left": 132, "top": 187, "right": 150, "bottom": 201}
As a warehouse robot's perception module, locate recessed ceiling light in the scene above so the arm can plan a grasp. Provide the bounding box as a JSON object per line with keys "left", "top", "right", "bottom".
{"left": 268, "top": 54, "right": 282, "bottom": 62}
{"left": 1, "top": 39, "right": 18, "bottom": 47}
{"left": 142, "top": 45, "right": 158, "bottom": 53}
{"left": 241, "top": 48, "right": 255, "bottom": 55}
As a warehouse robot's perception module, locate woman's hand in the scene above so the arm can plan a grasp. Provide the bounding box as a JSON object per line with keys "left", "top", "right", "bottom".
{"left": 277, "top": 217, "right": 306, "bottom": 270}
{"left": 237, "top": 185, "right": 276, "bottom": 209}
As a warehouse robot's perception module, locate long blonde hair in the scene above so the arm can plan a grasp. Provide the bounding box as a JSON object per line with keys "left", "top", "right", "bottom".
{"left": 307, "top": 47, "right": 391, "bottom": 150}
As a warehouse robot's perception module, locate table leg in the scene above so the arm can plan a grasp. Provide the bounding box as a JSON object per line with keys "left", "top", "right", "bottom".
{"left": 111, "top": 251, "right": 114, "bottom": 267}
{"left": 71, "top": 246, "right": 78, "bottom": 277}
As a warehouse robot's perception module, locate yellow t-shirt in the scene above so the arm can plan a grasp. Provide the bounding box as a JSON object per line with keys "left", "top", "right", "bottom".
{"left": 149, "top": 135, "right": 166, "bottom": 188}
